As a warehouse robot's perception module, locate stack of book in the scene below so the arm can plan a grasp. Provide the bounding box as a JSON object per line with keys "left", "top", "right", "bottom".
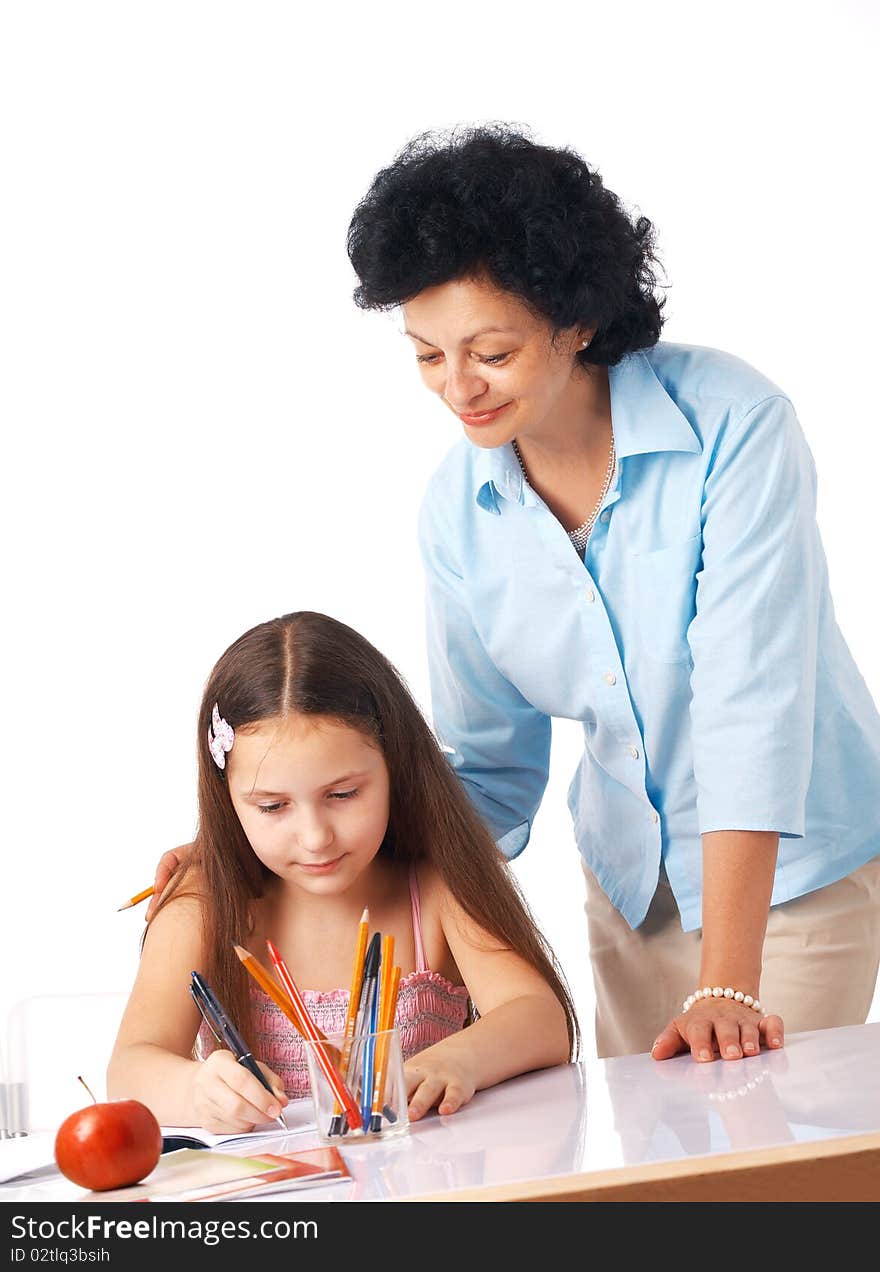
{"left": 93, "top": 1144, "right": 350, "bottom": 1202}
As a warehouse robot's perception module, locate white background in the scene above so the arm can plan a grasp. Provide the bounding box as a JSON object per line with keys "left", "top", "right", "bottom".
{"left": 2, "top": 1, "right": 879, "bottom": 1076}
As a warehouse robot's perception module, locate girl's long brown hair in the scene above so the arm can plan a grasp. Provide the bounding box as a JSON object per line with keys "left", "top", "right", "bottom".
{"left": 154, "top": 611, "right": 579, "bottom": 1058}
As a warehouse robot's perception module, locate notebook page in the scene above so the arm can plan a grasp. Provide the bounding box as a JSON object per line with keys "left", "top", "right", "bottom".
{"left": 160, "top": 1097, "right": 315, "bottom": 1147}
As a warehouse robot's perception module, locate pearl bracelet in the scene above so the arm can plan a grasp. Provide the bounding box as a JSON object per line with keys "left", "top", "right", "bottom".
{"left": 682, "top": 986, "right": 763, "bottom": 1015}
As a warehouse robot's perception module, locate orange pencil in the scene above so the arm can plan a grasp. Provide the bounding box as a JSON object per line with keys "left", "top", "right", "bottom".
{"left": 116, "top": 885, "right": 154, "bottom": 912}
{"left": 385, "top": 965, "right": 401, "bottom": 1030}
{"left": 383, "top": 964, "right": 401, "bottom": 1032}
{"left": 266, "top": 939, "right": 362, "bottom": 1131}
{"left": 233, "top": 943, "right": 328, "bottom": 1043}
{"left": 373, "top": 964, "right": 401, "bottom": 1129}
{"left": 378, "top": 935, "right": 394, "bottom": 1031}
{"left": 369, "top": 938, "right": 396, "bottom": 1132}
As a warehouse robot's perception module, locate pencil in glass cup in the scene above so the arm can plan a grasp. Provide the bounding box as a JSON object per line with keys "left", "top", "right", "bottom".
{"left": 265, "top": 939, "right": 363, "bottom": 1131}
{"left": 329, "top": 907, "right": 369, "bottom": 1136}
{"left": 360, "top": 948, "right": 382, "bottom": 1132}
{"left": 371, "top": 957, "right": 401, "bottom": 1131}
{"left": 116, "top": 885, "right": 154, "bottom": 911}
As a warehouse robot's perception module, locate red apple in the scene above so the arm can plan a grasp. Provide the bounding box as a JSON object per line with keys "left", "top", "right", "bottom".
{"left": 54, "top": 1089, "right": 162, "bottom": 1192}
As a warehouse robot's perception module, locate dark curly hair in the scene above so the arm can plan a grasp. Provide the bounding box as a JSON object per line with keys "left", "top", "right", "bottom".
{"left": 347, "top": 124, "right": 665, "bottom": 367}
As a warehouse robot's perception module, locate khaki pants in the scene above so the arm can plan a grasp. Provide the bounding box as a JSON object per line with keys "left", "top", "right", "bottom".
{"left": 583, "top": 856, "right": 880, "bottom": 1058}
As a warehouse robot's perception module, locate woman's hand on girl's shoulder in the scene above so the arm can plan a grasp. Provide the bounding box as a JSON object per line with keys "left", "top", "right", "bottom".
{"left": 651, "top": 998, "right": 785, "bottom": 1064}
{"left": 404, "top": 1044, "right": 478, "bottom": 1121}
{"left": 145, "top": 842, "right": 196, "bottom": 921}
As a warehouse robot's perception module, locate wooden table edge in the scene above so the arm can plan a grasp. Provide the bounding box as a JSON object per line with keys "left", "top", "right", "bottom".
{"left": 406, "top": 1129, "right": 880, "bottom": 1202}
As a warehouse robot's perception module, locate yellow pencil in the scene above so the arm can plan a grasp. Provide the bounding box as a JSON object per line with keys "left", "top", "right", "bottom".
{"left": 341, "top": 908, "right": 369, "bottom": 1067}
{"left": 116, "top": 886, "right": 154, "bottom": 911}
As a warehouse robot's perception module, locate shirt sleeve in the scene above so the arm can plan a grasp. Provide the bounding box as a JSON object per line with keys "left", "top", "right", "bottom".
{"left": 418, "top": 492, "right": 552, "bottom": 858}
{"left": 688, "top": 394, "right": 822, "bottom": 837}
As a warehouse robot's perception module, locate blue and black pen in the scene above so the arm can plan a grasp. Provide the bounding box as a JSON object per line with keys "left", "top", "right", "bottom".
{"left": 190, "top": 970, "right": 287, "bottom": 1130}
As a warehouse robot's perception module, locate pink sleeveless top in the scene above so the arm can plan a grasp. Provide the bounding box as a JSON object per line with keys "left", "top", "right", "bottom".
{"left": 199, "top": 866, "right": 471, "bottom": 1100}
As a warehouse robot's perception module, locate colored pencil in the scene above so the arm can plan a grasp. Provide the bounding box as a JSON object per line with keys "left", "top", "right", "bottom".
{"left": 233, "top": 943, "right": 329, "bottom": 1044}
{"left": 265, "top": 939, "right": 362, "bottom": 1131}
{"left": 328, "top": 907, "right": 369, "bottom": 1136}
{"left": 116, "top": 885, "right": 154, "bottom": 911}
{"left": 337, "top": 931, "right": 381, "bottom": 1135}
{"left": 348, "top": 932, "right": 381, "bottom": 1053}
{"left": 368, "top": 936, "right": 395, "bottom": 1131}
{"left": 380, "top": 964, "right": 402, "bottom": 1124}
{"left": 360, "top": 957, "right": 381, "bottom": 1131}
{"left": 378, "top": 936, "right": 395, "bottom": 1030}
{"left": 371, "top": 961, "right": 401, "bottom": 1128}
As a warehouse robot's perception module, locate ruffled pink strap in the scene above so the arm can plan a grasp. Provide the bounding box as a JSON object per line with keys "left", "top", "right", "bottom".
{"left": 409, "top": 862, "right": 428, "bottom": 973}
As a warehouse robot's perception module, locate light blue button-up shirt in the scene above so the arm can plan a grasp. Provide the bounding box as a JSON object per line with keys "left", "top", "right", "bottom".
{"left": 418, "top": 342, "right": 880, "bottom": 931}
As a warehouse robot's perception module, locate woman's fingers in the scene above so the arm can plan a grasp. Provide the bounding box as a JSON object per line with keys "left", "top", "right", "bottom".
{"left": 759, "top": 1012, "right": 785, "bottom": 1050}
{"left": 651, "top": 1023, "right": 687, "bottom": 1060}
{"left": 144, "top": 844, "right": 191, "bottom": 920}
{"left": 145, "top": 850, "right": 180, "bottom": 921}
{"left": 740, "top": 1018, "right": 762, "bottom": 1056}
{"left": 656, "top": 1004, "right": 785, "bottom": 1065}
{"left": 686, "top": 1017, "right": 716, "bottom": 1062}
{"left": 713, "top": 1016, "right": 743, "bottom": 1060}
{"left": 692, "top": 1007, "right": 785, "bottom": 1062}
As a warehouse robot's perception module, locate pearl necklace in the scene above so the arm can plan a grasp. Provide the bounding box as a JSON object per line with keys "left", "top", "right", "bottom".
{"left": 511, "top": 433, "right": 617, "bottom": 553}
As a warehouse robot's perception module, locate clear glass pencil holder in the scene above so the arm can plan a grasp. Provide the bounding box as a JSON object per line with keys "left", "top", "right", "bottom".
{"left": 304, "top": 1027, "right": 409, "bottom": 1145}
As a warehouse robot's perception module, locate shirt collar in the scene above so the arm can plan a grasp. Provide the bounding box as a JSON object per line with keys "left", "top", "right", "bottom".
{"left": 473, "top": 349, "right": 701, "bottom": 512}
{"left": 474, "top": 442, "right": 522, "bottom": 514}
{"left": 608, "top": 349, "right": 702, "bottom": 460}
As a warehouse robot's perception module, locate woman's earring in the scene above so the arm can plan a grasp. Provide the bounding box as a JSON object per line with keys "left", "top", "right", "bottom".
{"left": 580, "top": 337, "right": 591, "bottom": 349}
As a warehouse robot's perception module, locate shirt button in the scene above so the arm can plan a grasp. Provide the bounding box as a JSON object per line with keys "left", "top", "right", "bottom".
{"left": 584, "top": 587, "right": 595, "bottom": 603}
{"left": 629, "top": 745, "right": 640, "bottom": 759}
{"left": 600, "top": 510, "right": 611, "bottom": 524}
{"left": 603, "top": 671, "right": 616, "bottom": 686}
{"left": 650, "top": 809, "right": 659, "bottom": 824}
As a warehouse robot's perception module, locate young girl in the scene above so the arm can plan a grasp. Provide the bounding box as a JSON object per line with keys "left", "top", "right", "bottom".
{"left": 107, "top": 611, "right": 578, "bottom": 1133}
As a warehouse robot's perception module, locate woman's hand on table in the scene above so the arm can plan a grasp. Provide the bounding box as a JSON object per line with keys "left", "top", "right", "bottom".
{"left": 404, "top": 1048, "right": 477, "bottom": 1121}
{"left": 145, "top": 843, "right": 193, "bottom": 922}
{"left": 651, "top": 997, "right": 785, "bottom": 1063}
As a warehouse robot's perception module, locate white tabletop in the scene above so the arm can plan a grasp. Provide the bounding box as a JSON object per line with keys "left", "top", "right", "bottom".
{"left": 3, "top": 1022, "right": 878, "bottom": 1202}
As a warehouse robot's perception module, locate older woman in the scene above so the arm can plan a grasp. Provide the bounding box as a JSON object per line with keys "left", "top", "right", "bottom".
{"left": 152, "top": 125, "right": 880, "bottom": 1063}
{"left": 344, "top": 125, "right": 880, "bottom": 1062}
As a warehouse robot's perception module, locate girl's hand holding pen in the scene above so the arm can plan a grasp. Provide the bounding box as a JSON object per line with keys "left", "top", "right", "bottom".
{"left": 404, "top": 1045, "right": 477, "bottom": 1121}
{"left": 189, "top": 1050, "right": 287, "bottom": 1136}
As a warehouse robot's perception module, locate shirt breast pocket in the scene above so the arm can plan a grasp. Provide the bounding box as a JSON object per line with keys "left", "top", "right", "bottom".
{"left": 630, "top": 533, "right": 702, "bottom": 665}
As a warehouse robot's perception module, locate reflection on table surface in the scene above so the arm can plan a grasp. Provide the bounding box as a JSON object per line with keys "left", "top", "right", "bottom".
{"left": 3, "top": 1023, "right": 878, "bottom": 1202}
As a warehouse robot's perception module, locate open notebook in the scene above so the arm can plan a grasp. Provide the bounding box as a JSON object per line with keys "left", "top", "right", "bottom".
{"left": 0, "top": 1100, "right": 316, "bottom": 1184}
{"left": 160, "top": 1098, "right": 315, "bottom": 1150}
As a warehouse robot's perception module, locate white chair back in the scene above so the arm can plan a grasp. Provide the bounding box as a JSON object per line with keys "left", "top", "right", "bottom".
{"left": 2, "top": 992, "right": 129, "bottom": 1135}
